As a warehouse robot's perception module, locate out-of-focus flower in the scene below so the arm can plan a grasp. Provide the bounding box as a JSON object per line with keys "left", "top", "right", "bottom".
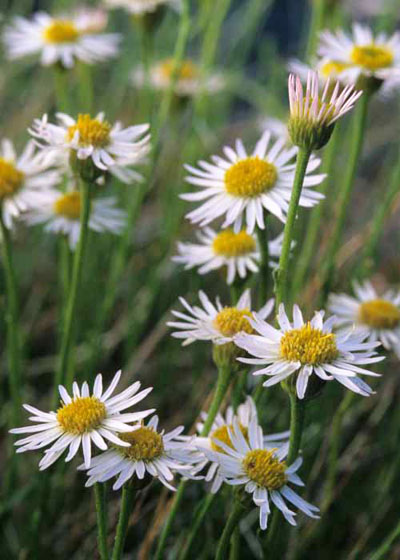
{"left": 3, "top": 10, "right": 120, "bottom": 68}
{"left": 104, "top": 0, "right": 182, "bottom": 15}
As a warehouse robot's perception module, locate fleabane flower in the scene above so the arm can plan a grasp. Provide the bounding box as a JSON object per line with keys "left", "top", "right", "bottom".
{"left": 289, "top": 58, "right": 352, "bottom": 85}
{"left": 81, "top": 415, "right": 198, "bottom": 491}
{"left": 167, "top": 289, "right": 274, "bottom": 347}
{"left": 0, "top": 138, "right": 60, "bottom": 229}
{"left": 29, "top": 113, "right": 151, "bottom": 180}
{"left": 288, "top": 71, "right": 362, "bottom": 150}
{"left": 104, "top": 0, "right": 182, "bottom": 15}
{"left": 195, "top": 397, "right": 289, "bottom": 492}
{"left": 3, "top": 10, "right": 120, "bottom": 68}
{"left": 173, "top": 228, "right": 286, "bottom": 285}
{"left": 132, "top": 58, "right": 223, "bottom": 97}
{"left": 10, "top": 370, "right": 154, "bottom": 469}
{"left": 318, "top": 24, "right": 400, "bottom": 86}
{"left": 182, "top": 131, "right": 325, "bottom": 233}
{"left": 329, "top": 281, "right": 400, "bottom": 359}
{"left": 201, "top": 418, "right": 319, "bottom": 530}
{"left": 235, "top": 304, "right": 384, "bottom": 399}
{"left": 25, "top": 189, "right": 126, "bottom": 249}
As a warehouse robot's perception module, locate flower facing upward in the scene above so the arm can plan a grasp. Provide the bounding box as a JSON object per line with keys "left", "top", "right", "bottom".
{"left": 329, "top": 281, "right": 400, "bottom": 359}
{"left": 168, "top": 289, "right": 274, "bottom": 346}
{"left": 173, "top": 228, "right": 286, "bottom": 285}
{"left": 0, "top": 139, "right": 60, "bottom": 229}
{"left": 234, "top": 304, "right": 383, "bottom": 399}
{"left": 200, "top": 418, "right": 319, "bottom": 529}
{"left": 104, "top": 0, "right": 182, "bottom": 15}
{"left": 29, "top": 113, "right": 151, "bottom": 178}
{"left": 318, "top": 24, "right": 400, "bottom": 85}
{"left": 25, "top": 189, "right": 126, "bottom": 249}
{"left": 10, "top": 370, "right": 154, "bottom": 469}
{"left": 182, "top": 131, "right": 325, "bottom": 233}
{"left": 81, "top": 415, "right": 199, "bottom": 490}
{"left": 288, "top": 71, "right": 362, "bottom": 149}
{"left": 3, "top": 10, "right": 120, "bottom": 68}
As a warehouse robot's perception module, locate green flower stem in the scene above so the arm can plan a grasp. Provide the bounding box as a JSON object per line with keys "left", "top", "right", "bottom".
{"left": 76, "top": 62, "right": 93, "bottom": 113}
{"left": 215, "top": 501, "right": 246, "bottom": 560}
{"left": 275, "top": 147, "right": 312, "bottom": 308}
{"left": 179, "top": 494, "right": 216, "bottom": 560}
{"left": 0, "top": 210, "right": 22, "bottom": 427}
{"left": 155, "top": 362, "right": 232, "bottom": 559}
{"left": 112, "top": 484, "right": 135, "bottom": 560}
{"left": 319, "top": 91, "right": 370, "bottom": 304}
{"left": 52, "top": 179, "right": 91, "bottom": 405}
{"left": 256, "top": 221, "right": 270, "bottom": 305}
{"left": 94, "top": 483, "right": 109, "bottom": 560}
{"left": 292, "top": 125, "right": 341, "bottom": 297}
{"left": 53, "top": 67, "right": 69, "bottom": 112}
{"left": 369, "top": 519, "right": 400, "bottom": 560}
{"left": 305, "top": 0, "right": 327, "bottom": 60}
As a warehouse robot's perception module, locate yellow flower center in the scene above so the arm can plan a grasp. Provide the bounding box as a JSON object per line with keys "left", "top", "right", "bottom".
{"left": 212, "top": 229, "right": 256, "bottom": 257}
{"left": 213, "top": 307, "right": 254, "bottom": 338}
{"left": 210, "top": 423, "right": 248, "bottom": 454}
{"left": 224, "top": 157, "right": 278, "bottom": 197}
{"left": 67, "top": 114, "right": 111, "bottom": 148}
{"left": 43, "top": 20, "right": 80, "bottom": 44}
{"left": 359, "top": 299, "right": 400, "bottom": 329}
{"left": 280, "top": 323, "right": 338, "bottom": 365}
{"left": 0, "top": 158, "right": 24, "bottom": 199}
{"left": 243, "top": 449, "right": 287, "bottom": 490}
{"left": 320, "top": 60, "right": 350, "bottom": 78}
{"left": 53, "top": 191, "right": 81, "bottom": 220}
{"left": 159, "top": 58, "right": 198, "bottom": 81}
{"left": 116, "top": 427, "right": 164, "bottom": 461}
{"left": 351, "top": 44, "right": 393, "bottom": 70}
{"left": 57, "top": 396, "right": 106, "bottom": 434}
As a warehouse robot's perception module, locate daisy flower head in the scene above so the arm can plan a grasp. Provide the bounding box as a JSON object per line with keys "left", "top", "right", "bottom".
{"left": 0, "top": 138, "right": 61, "bottom": 229}
{"left": 182, "top": 130, "right": 325, "bottom": 234}
{"left": 10, "top": 370, "right": 155, "bottom": 470}
{"left": 195, "top": 397, "right": 289, "bottom": 493}
{"left": 3, "top": 10, "right": 120, "bottom": 69}
{"left": 25, "top": 189, "right": 126, "bottom": 249}
{"left": 235, "top": 304, "right": 384, "bottom": 400}
{"left": 288, "top": 57, "right": 352, "bottom": 86}
{"left": 201, "top": 417, "right": 319, "bottom": 529}
{"left": 81, "top": 415, "right": 198, "bottom": 491}
{"left": 173, "top": 228, "right": 286, "bottom": 285}
{"left": 29, "top": 113, "right": 151, "bottom": 182}
{"left": 329, "top": 281, "right": 400, "bottom": 359}
{"left": 318, "top": 24, "right": 400, "bottom": 88}
{"left": 104, "top": 0, "right": 182, "bottom": 15}
{"left": 132, "top": 58, "right": 224, "bottom": 98}
{"left": 288, "top": 70, "right": 362, "bottom": 150}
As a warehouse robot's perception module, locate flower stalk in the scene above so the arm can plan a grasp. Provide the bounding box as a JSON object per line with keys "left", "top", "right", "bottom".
{"left": 94, "top": 482, "right": 109, "bottom": 560}
{"left": 256, "top": 221, "right": 270, "bottom": 304}
{"left": 215, "top": 500, "right": 246, "bottom": 560}
{"left": 112, "top": 484, "right": 135, "bottom": 560}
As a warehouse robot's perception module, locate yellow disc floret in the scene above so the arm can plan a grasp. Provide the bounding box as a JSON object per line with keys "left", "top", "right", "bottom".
{"left": 57, "top": 396, "right": 106, "bottom": 434}
{"left": 243, "top": 449, "right": 287, "bottom": 490}
{"left": 67, "top": 114, "right": 111, "bottom": 148}
{"left": 160, "top": 58, "right": 198, "bottom": 81}
{"left": 359, "top": 299, "right": 400, "bottom": 329}
{"left": 320, "top": 60, "right": 350, "bottom": 79}
{"left": 0, "top": 158, "right": 24, "bottom": 199}
{"left": 212, "top": 229, "right": 256, "bottom": 257}
{"left": 225, "top": 157, "right": 278, "bottom": 197}
{"left": 280, "top": 322, "right": 338, "bottom": 365}
{"left": 211, "top": 423, "right": 248, "bottom": 454}
{"left": 214, "top": 307, "right": 253, "bottom": 337}
{"left": 351, "top": 44, "right": 393, "bottom": 71}
{"left": 43, "top": 20, "right": 80, "bottom": 44}
{"left": 53, "top": 191, "right": 81, "bottom": 220}
{"left": 116, "top": 427, "right": 164, "bottom": 461}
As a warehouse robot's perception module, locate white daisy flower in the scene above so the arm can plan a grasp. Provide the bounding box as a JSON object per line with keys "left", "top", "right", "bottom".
{"left": 0, "top": 138, "right": 61, "bottom": 229}
{"left": 173, "top": 228, "right": 286, "bottom": 285}
{"left": 81, "top": 415, "right": 198, "bottom": 491}
{"left": 329, "top": 281, "right": 400, "bottom": 359}
{"left": 234, "top": 304, "right": 384, "bottom": 399}
{"left": 195, "top": 396, "right": 289, "bottom": 493}
{"left": 3, "top": 11, "right": 120, "bottom": 68}
{"left": 181, "top": 131, "right": 325, "bottom": 234}
{"left": 10, "top": 370, "right": 155, "bottom": 469}
{"left": 104, "top": 0, "right": 182, "bottom": 15}
{"left": 318, "top": 24, "right": 400, "bottom": 84}
{"left": 29, "top": 112, "right": 151, "bottom": 176}
{"left": 200, "top": 417, "right": 319, "bottom": 529}
{"left": 288, "top": 58, "right": 352, "bottom": 85}
{"left": 168, "top": 289, "right": 274, "bottom": 347}
{"left": 24, "top": 189, "right": 126, "bottom": 250}
{"left": 132, "top": 58, "right": 224, "bottom": 98}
